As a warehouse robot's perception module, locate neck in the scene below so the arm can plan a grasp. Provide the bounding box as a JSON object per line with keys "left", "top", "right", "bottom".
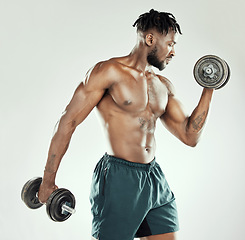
{"left": 127, "top": 41, "right": 151, "bottom": 73}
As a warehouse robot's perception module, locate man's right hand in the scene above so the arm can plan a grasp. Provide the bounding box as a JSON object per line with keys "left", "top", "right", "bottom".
{"left": 38, "top": 182, "right": 58, "bottom": 204}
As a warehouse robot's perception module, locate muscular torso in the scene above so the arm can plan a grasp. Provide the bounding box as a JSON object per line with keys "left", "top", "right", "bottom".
{"left": 96, "top": 58, "right": 170, "bottom": 163}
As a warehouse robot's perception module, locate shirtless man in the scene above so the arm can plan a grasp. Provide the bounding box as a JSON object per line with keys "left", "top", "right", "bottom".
{"left": 38, "top": 9, "right": 213, "bottom": 240}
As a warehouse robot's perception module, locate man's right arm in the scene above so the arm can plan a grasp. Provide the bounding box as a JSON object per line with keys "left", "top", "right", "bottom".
{"left": 38, "top": 61, "right": 114, "bottom": 203}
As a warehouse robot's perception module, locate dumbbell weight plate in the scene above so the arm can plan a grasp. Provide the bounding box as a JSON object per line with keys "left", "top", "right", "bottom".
{"left": 21, "top": 177, "right": 43, "bottom": 209}
{"left": 193, "top": 55, "right": 230, "bottom": 89}
{"left": 46, "top": 188, "right": 76, "bottom": 222}
{"left": 215, "top": 60, "right": 231, "bottom": 89}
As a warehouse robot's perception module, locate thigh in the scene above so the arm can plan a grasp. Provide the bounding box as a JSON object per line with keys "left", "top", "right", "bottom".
{"left": 135, "top": 199, "right": 179, "bottom": 238}
{"left": 90, "top": 159, "right": 151, "bottom": 239}
{"left": 140, "top": 232, "right": 177, "bottom": 240}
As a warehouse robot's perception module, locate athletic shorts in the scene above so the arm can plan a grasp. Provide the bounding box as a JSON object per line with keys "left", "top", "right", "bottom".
{"left": 89, "top": 153, "right": 179, "bottom": 240}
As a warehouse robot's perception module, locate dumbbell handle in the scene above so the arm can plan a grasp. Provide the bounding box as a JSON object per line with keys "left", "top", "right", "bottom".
{"left": 61, "top": 203, "right": 76, "bottom": 215}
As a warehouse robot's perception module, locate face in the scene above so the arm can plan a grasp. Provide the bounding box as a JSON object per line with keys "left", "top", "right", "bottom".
{"left": 147, "top": 30, "right": 178, "bottom": 71}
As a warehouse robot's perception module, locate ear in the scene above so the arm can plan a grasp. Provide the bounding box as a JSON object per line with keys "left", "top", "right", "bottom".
{"left": 145, "top": 33, "right": 154, "bottom": 46}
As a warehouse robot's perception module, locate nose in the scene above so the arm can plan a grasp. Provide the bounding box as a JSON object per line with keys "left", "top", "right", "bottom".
{"left": 170, "top": 46, "right": 176, "bottom": 57}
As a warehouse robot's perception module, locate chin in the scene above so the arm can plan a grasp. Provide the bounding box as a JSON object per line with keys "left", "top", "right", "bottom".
{"left": 158, "top": 63, "right": 166, "bottom": 71}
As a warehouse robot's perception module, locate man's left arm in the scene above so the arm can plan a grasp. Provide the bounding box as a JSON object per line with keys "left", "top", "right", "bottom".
{"left": 160, "top": 88, "right": 214, "bottom": 147}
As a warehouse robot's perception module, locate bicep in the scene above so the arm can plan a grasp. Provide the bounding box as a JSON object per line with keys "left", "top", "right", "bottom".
{"left": 57, "top": 83, "right": 105, "bottom": 135}
{"left": 66, "top": 83, "right": 104, "bottom": 122}
{"left": 160, "top": 96, "right": 189, "bottom": 141}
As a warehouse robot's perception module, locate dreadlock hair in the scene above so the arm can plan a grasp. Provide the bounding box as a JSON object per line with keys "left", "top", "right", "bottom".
{"left": 133, "top": 9, "right": 182, "bottom": 35}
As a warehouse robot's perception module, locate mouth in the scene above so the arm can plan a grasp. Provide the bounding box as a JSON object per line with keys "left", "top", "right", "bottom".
{"left": 166, "top": 57, "right": 173, "bottom": 64}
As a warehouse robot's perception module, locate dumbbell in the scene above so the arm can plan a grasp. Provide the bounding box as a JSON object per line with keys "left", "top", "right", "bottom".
{"left": 193, "top": 55, "right": 231, "bottom": 89}
{"left": 21, "top": 177, "right": 76, "bottom": 222}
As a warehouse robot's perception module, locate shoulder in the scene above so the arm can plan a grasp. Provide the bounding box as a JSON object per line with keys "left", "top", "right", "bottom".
{"left": 83, "top": 58, "right": 123, "bottom": 90}
{"left": 91, "top": 58, "right": 126, "bottom": 76}
{"left": 156, "top": 74, "right": 176, "bottom": 96}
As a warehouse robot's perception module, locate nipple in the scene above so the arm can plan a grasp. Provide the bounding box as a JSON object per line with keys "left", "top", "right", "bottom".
{"left": 123, "top": 100, "right": 132, "bottom": 105}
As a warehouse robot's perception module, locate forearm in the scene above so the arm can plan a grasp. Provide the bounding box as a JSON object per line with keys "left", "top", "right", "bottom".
{"left": 42, "top": 128, "right": 74, "bottom": 186}
{"left": 186, "top": 88, "right": 214, "bottom": 145}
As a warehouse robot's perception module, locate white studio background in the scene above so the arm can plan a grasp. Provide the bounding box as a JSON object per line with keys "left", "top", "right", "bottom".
{"left": 1, "top": 0, "right": 244, "bottom": 239}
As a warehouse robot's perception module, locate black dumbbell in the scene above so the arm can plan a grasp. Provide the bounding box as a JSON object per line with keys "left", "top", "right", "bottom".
{"left": 21, "top": 177, "right": 76, "bottom": 222}
{"left": 193, "top": 55, "right": 231, "bottom": 89}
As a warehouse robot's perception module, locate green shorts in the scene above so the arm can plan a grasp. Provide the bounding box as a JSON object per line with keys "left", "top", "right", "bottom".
{"left": 89, "top": 153, "right": 179, "bottom": 240}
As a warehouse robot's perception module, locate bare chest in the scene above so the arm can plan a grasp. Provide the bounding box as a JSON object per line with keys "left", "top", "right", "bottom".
{"left": 109, "top": 74, "right": 169, "bottom": 116}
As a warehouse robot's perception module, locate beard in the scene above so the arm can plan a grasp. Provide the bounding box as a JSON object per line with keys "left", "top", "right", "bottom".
{"left": 147, "top": 46, "right": 165, "bottom": 71}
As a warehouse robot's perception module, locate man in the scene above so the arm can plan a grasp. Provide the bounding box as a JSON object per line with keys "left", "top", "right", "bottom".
{"left": 38, "top": 9, "right": 213, "bottom": 240}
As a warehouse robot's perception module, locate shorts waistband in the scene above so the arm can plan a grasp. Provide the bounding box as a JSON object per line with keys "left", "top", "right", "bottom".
{"left": 103, "top": 153, "right": 156, "bottom": 171}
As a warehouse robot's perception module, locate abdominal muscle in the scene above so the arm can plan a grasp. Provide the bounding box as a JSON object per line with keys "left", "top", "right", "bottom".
{"left": 106, "top": 134, "right": 156, "bottom": 164}
{"left": 96, "top": 101, "right": 157, "bottom": 164}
